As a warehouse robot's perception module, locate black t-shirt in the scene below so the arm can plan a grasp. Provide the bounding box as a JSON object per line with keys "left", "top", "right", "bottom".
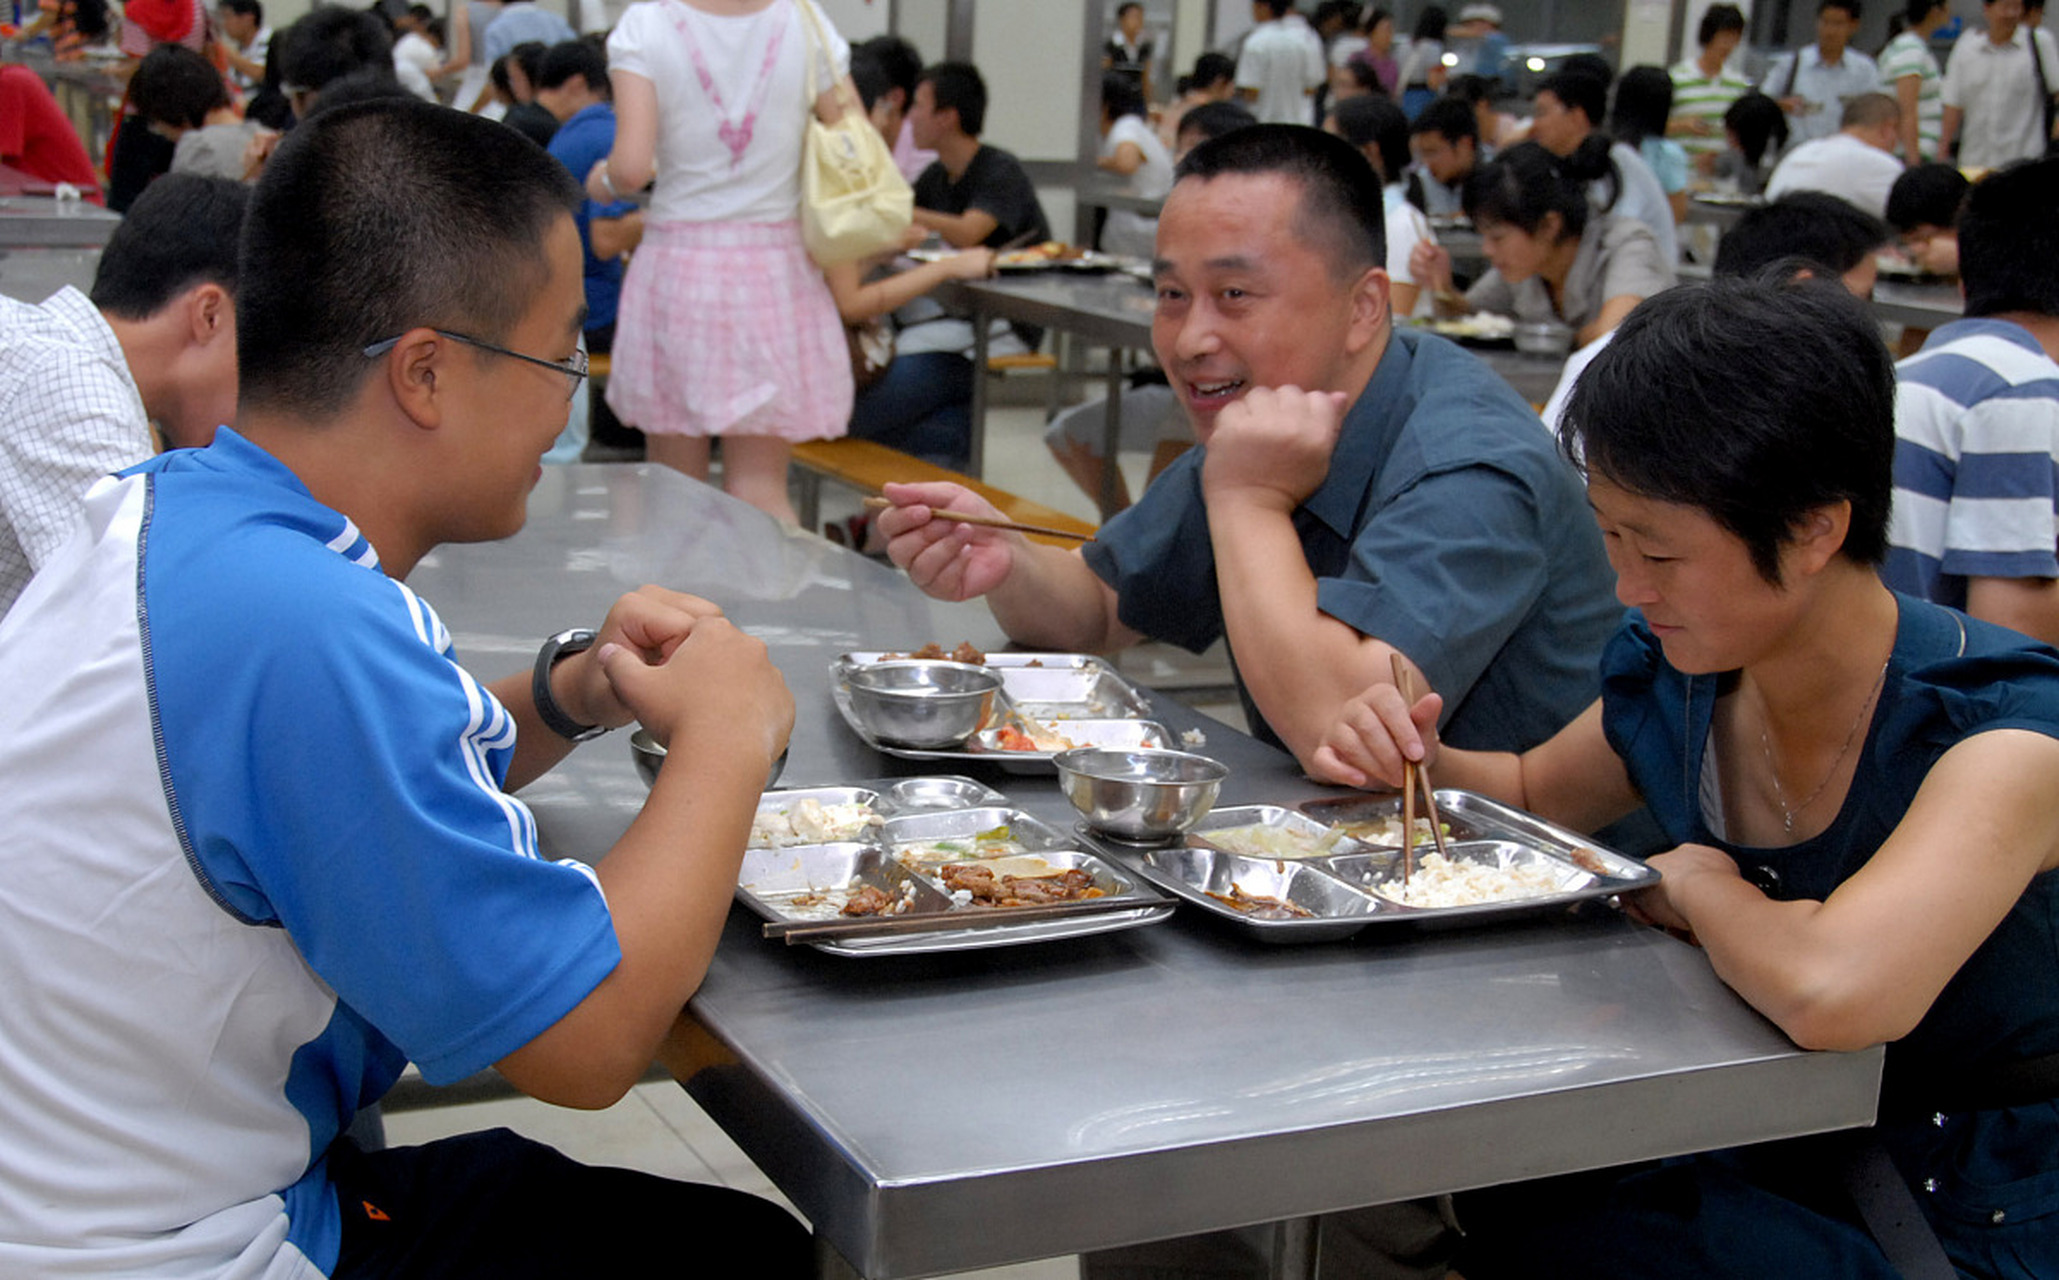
{"left": 912, "top": 144, "right": 1050, "bottom": 249}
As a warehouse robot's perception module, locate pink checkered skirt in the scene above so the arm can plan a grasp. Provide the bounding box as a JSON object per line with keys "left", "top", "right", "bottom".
{"left": 607, "top": 220, "right": 854, "bottom": 440}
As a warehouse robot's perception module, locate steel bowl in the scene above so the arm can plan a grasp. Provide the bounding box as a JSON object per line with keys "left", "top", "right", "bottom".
{"left": 630, "top": 728, "right": 786, "bottom": 791}
{"left": 1054, "top": 747, "right": 1229, "bottom": 842}
{"left": 843, "top": 660, "right": 1003, "bottom": 749}
{"left": 1514, "top": 320, "right": 1574, "bottom": 357}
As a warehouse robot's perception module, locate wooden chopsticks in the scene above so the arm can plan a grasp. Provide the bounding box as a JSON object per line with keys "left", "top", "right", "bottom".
{"left": 1389, "top": 653, "right": 1453, "bottom": 891}
{"left": 862, "top": 496, "right": 1094, "bottom": 543}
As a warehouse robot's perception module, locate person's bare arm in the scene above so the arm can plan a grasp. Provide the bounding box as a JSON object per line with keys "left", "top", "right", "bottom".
{"left": 1644, "top": 731, "right": 2059, "bottom": 1050}
{"left": 1895, "top": 72, "right": 1924, "bottom": 162}
{"left": 591, "top": 69, "right": 657, "bottom": 197}
{"left": 876, "top": 480, "right": 1139, "bottom": 653}
{"left": 912, "top": 205, "right": 1001, "bottom": 249}
{"left": 588, "top": 209, "right": 643, "bottom": 262}
{"left": 1316, "top": 688, "right": 1642, "bottom": 833}
{"left": 444, "top": 0, "right": 472, "bottom": 75}
{"left": 488, "top": 597, "right": 794, "bottom": 1108}
{"left": 822, "top": 247, "right": 995, "bottom": 325}
{"left": 1965, "top": 576, "right": 2059, "bottom": 648}
{"left": 1938, "top": 104, "right": 1962, "bottom": 163}
{"left": 1577, "top": 294, "right": 1645, "bottom": 348}
{"left": 1097, "top": 141, "right": 1145, "bottom": 175}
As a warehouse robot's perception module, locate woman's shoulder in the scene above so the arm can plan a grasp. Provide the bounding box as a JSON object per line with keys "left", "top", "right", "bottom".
{"left": 1887, "top": 597, "right": 2059, "bottom": 746}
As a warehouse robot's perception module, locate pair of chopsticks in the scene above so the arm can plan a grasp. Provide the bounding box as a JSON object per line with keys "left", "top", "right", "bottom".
{"left": 862, "top": 496, "right": 1093, "bottom": 543}
{"left": 1391, "top": 653, "right": 1452, "bottom": 891}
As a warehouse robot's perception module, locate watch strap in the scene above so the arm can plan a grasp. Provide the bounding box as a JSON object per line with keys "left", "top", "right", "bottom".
{"left": 532, "top": 628, "right": 607, "bottom": 743}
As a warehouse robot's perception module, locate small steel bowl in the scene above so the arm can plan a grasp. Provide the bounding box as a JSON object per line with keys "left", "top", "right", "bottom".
{"left": 843, "top": 661, "right": 1003, "bottom": 749}
{"left": 1514, "top": 320, "right": 1574, "bottom": 357}
{"left": 630, "top": 728, "right": 786, "bottom": 791}
{"left": 1054, "top": 746, "right": 1229, "bottom": 842}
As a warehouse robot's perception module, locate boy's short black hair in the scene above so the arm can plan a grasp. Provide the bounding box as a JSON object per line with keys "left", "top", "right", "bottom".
{"left": 236, "top": 99, "right": 582, "bottom": 420}
{"left": 89, "top": 175, "right": 249, "bottom": 320}
{"left": 1175, "top": 100, "right": 1257, "bottom": 149}
{"left": 1409, "top": 94, "right": 1479, "bottom": 145}
{"left": 1714, "top": 192, "right": 1887, "bottom": 279}
{"left": 279, "top": 4, "right": 394, "bottom": 93}
{"left": 1539, "top": 69, "right": 1608, "bottom": 126}
{"left": 1699, "top": 2, "right": 1746, "bottom": 43}
{"left": 1885, "top": 162, "right": 1970, "bottom": 233}
{"left": 1174, "top": 123, "right": 1386, "bottom": 282}
{"left": 129, "top": 44, "right": 230, "bottom": 129}
{"left": 849, "top": 50, "right": 889, "bottom": 112}
{"left": 220, "top": 0, "right": 263, "bottom": 22}
{"left": 917, "top": 61, "right": 986, "bottom": 137}
{"left": 1565, "top": 278, "right": 1895, "bottom": 582}
{"left": 857, "top": 34, "right": 922, "bottom": 103}
{"left": 537, "top": 38, "right": 608, "bottom": 94}
{"left": 1958, "top": 158, "right": 2059, "bottom": 318}
{"left": 1102, "top": 69, "right": 1146, "bottom": 122}
{"left": 1820, "top": 0, "right": 1861, "bottom": 18}
{"left": 1189, "top": 51, "right": 1237, "bottom": 91}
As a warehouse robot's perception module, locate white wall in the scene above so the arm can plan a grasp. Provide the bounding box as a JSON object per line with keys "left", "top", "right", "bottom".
{"left": 896, "top": 0, "right": 950, "bottom": 65}
{"left": 971, "top": 1, "right": 1084, "bottom": 161}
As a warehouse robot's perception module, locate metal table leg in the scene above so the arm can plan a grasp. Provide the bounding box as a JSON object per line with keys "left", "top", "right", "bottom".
{"left": 967, "top": 311, "right": 991, "bottom": 480}
{"left": 1097, "top": 354, "right": 1125, "bottom": 519}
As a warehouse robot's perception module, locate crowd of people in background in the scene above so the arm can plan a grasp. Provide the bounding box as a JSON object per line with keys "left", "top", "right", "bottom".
{"left": 9, "top": 2, "right": 2059, "bottom": 1279}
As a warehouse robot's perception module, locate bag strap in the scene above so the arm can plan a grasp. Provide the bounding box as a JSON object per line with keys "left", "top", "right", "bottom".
{"left": 792, "top": 0, "right": 855, "bottom": 117}
{"left": 2028, "top": 28, "right": 2057, "bottom": 147}
{"left": 1833, "top": 1132, "right": 1960, "bottom": 1280}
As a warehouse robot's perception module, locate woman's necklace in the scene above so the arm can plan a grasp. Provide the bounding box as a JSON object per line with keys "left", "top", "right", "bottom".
{"left": 672, "top": 2, "right": 789, "bottom": 171}
{"left": 1756, "top": 657, "right": 1890, "bottom": 837}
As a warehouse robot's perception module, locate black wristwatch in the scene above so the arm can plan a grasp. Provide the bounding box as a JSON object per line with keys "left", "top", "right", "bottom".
{"left": 532, "top": 628, "right": 607, "bottom": 743}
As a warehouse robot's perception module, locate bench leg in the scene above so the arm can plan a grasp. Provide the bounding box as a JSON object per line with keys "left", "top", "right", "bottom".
{"left": 796, "top": 469, "right": 823, "bottom": 533}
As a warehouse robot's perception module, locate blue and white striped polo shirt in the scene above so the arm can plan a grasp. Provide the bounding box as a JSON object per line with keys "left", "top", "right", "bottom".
{"left": 1886, "top": 318, "right": 2059, "bottom": 610}
{"left": 0, "top": 429, "right": 621, "bottom": 1277}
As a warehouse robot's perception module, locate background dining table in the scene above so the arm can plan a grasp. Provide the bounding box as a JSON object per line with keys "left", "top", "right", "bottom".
{"left": 408, "top": 465, "right": 1884, "bottom": 1280}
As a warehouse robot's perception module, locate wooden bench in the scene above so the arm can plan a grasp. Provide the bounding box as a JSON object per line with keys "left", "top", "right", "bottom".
{"left": 789, "top": 438, "right": 1097, "bottom": 548}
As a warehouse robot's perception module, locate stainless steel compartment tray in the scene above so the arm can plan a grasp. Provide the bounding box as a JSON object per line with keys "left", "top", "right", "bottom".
{"left": 747, "top": 777, "right": 1008, "bottom": 848}
{"left": 739, "top": 827, "right": 1174, "bottom": 957}
{"left": 1297, "top": 793, "right": 1492, "bottom": 849}
{"left": 1415, "top": 790, "right": 1659, "bottom": 889}
{"left": 883, "top": 806, "right": 1075, "bottom": 867}
{"left": 1109, "top": 842, "right": 1383, "bottom": 943}
{"left": 1330, "top": 839, "right": 1600, "bottom": 922}
{"left": 1188, "top": 805, "right": 1375, "bottom": 860}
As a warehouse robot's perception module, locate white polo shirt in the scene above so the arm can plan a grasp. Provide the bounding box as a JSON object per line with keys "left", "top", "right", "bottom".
{"left": 1766, "top": 130, "right": 1906, "bottom": 219}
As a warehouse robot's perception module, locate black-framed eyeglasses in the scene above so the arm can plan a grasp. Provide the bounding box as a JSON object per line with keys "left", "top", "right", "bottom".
{"left": 363, "top": 329, "right": 589, "bottom": 401}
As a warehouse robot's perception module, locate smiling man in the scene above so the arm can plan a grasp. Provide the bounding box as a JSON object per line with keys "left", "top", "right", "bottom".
{"left": 0, "top": 99, "right": 805, "bottom": 1278}
{"left": 879, "top": 124, "right": 1617, "bottom": 770}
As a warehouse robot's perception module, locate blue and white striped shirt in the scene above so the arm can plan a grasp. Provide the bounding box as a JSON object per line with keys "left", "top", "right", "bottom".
{"left": 1886, "top": 318, "right": 2059, "bottom": 610}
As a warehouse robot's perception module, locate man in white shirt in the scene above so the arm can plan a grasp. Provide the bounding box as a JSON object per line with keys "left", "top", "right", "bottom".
{"left": 1767, "top": 91, "right": 1906, "bottom": 218}
{"left": 217, "top": 0, "right": 271, "bottom": 92}
{"left": 392, "top": 4, "right": 443, "bottom": 102}
{"left": 1940, "top": 0, "right": 2059, "bottom": 169}
{"left": 1529, "top": 69, "right": 1680, "bottom": 265}
{"left": 0, "top": 175, "right": 245, "bottom": 617}
{"left": 481, "top": 0, "right": 575, "bottom": 66}
{"left": 1235, "top": 0, "right": 1324, "bottom": 126}
{"left": 1761, "top": 0, "right": 1881, "bottom": 146}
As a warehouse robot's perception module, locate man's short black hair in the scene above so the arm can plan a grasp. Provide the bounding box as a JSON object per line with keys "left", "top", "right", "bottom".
{"left": 1173, "top": 123, "right": 1386, "bottom": 283}
{"left": 1902, "top": 0, "right": 1946, "bottom": 22}
{"left": 849, "top": 49, "right": 890, "bottom": 112}
{"left": 300, "top": 67, "right": 413, "bottom": 117}
{"left": 1331, "top": 94, "right": 1410, "bottom": 184}
{"left": 237, "top": 99, "right": 582, "bottom": 420}
{"left": 89, "top": 175, "right": 249, "bottom": 320}
{"left": 1539, "top": 68, "right": 1607, "bottom": 126}
{"left": 537, "top": 38, "right": 607, "bottom": 94}
{"left": 857, "top": 34, "right": 922, "bottom": 102}
{"left": 1175, "top": 100, "right": 1257, "bottom": 148}
{"left": 1561, "top": 52, "right": 1615, "bottom": 86}
{"left": 1715, "top": 192, "right": 1887, "bottom": 280}
{"left": 279, "top": 4, "right": 394, "bottom": 93}
{"left": 1409, "top": 94, "right": 1479, "bottom": 145}
{"left": 1959, "top": 158, "right": 2059, "bottom": 318}
{"left": 129, "top": 43, "right": 230, "bottom": 129}
{"left": 220, "top": 0, "right": 263, "bottom": 21}
{"left": 1118, "top": 1, "right": 1143, "bottom": 16}
{"left": 1885, "top": 162, "right": 1970, "bottom": 233}
{"left": 1820, "top": 0, "right": 1861, "bottom": 18}
{"left": 1565, "top": 278, "right": 1895, "bottom": 582}
{"left": 1445, "top": 73, "right": 1495, "bottom": 105}
{"left": 1699, "top": 2, "right": 1746, "bottom": 43}
{"left": 918, "top": 61, "right": 986, "bottom": 137}
{"left": 1257, "top": 0, "right": 1293, "bottom": 16}
{"left": 1189, "top": 51, "right": 1237, "bottom": 91}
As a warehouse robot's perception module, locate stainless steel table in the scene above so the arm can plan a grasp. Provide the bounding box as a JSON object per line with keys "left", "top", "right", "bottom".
{"left": 1871, "top": 278, "right": 1963, "bottom": 331}
{"left": 1078, "top": 183, "right": 1165, "bottom": 219}
{"left": 0, "top": 244, "right": 101, "bottom": 301}
{"left": 412, "top": 465, "right": 1884, "bottom": 1280}
{"left": 0, "top": 194, "right": 121, "bottom": 248}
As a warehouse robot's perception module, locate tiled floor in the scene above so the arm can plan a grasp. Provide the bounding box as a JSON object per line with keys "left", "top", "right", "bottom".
{"left": 392, "top": 394, "right": 1243, "bottom": 1279}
